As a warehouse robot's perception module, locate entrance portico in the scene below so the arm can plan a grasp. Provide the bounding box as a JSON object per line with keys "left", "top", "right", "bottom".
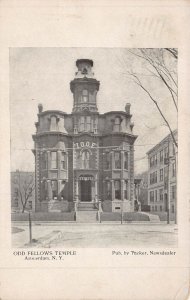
{"left": 74, "top": 174, "right": 98, "bottom": 203}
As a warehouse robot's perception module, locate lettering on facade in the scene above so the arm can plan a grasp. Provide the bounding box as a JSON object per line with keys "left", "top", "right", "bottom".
{"left": 78, "top": 176, "right": 94, "bottom": 181}
{"left": 73, "top": 141, "right": 97, "bottom": 149}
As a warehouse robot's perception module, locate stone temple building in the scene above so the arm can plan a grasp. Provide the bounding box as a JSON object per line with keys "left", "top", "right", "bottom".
{"left": 32, "top": 59, "right": 137, "bottom": 216}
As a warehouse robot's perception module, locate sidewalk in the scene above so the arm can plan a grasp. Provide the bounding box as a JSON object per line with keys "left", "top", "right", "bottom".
{"left": 12, "top": 222, "right": 178, "bottom": 248}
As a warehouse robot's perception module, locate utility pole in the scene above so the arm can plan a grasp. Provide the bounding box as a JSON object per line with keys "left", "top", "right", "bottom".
{"left": 29, "top": 211, "right": 32, "bottom": 243}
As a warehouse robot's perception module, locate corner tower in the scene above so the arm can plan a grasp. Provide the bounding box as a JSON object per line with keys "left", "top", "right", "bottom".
{"left": 70, "top": 59, "right": 100, "bottom": 113}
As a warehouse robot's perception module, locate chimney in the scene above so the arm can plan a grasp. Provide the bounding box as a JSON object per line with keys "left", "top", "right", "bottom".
{"left": 125, "top": 103, "right": 131, "bottom": 114}
{"left": 38, "top": 103, "right": 43, "bottom": 113}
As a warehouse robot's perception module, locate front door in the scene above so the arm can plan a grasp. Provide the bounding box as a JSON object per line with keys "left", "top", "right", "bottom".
{"left": 80, "top": 180, "right": 92, "bottom": 202}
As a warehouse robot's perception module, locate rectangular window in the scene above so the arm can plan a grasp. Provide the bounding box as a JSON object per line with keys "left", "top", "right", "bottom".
{"left": 124, "top": 152, "right": 128, "bottom": 170}
{"left": 61, "top": 152, "right": 66, "bottom": 169}
{"left": 155, "top": 205, "right": 157, "bottom": 211}
{"left": 160, "top": 168, "right": 163, "bottom": 181}
{"left": 172, "top": 205, "right": 174, "bottom": 213}
{"left": 154, "top": 154, "right": 157, "bottom": 166}
{"left": 80, "top": 116, "right": 85, "bottom": 131}
{"left": 160, "top": 206, "right": 162, "bottom": 211}
{"left": 114, "top": 152, "right": 121, "bottom": 169}
{"left": 172, "top": 163, "right": 176, "bottom": 177}
{"left": 150, "top": 191, "right": 154, "bottom": 202}
{"left": 160, "top": 150, "right": 163, "bottom": 163}
{"left": 51, "top": 151, "right": 57, "bottom": 169}
{"left": 164, "top": 147, "right": 169, "bottom": 158}
{"left": 155, "top": 190, "right": 157, "bottom": 202}
{"left": 172, "top": 185, "right": 176, "bottom": 200}
{"left": 86, "top": 116, "right": 91, "bottom": 132}
{"left": 159, "top": 188, "right": 164, "bottom": 201}
{"left": 153, "top": 171, "right": 157, "bottom": 184}
{"left": 51, "top": 180, "right": 58, "bottom": 199}
{"left": 114, "top": 180, "right": 121, "bottom": 199}
{"left": 105, "top": 152, "right": 111, "bottom": 169}
{"left": 164, "top": 167, "right": 168, "bottom": 189}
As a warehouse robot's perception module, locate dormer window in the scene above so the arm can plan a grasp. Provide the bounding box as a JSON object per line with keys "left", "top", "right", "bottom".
{"left": 82, "top": 89, "right": 88, "bottom": 103}
{"left": 114, "top": 117, "right": 121, "bottom": 132}
{"left": 50, "top": 115, "right": 58, "bottom": 131}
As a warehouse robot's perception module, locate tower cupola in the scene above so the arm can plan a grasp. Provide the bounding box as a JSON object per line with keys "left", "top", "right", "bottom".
{"left": 70, "top": 59, "right": 100, "bottom": 113}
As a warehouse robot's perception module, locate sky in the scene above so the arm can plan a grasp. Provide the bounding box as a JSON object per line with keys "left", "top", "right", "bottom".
{"left": 10, "top": 48, "right": 177, "bottom": 174}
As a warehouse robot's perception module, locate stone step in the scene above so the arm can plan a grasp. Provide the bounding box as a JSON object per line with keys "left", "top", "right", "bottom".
{"left": 77, "top": 202, "right": 98, "bottom": 211}
{"left": 78, "top": 207, "right": 98, "bottom": 211}
{"left": 76, "top": 211, "right": 98, "bottom": 223}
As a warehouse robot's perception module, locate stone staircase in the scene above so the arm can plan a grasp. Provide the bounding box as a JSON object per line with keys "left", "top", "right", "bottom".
{"left": 76, "top": 202, "right": 99, "bottom": 223}
{"left": 77, "top": 202, "right": 98, "bottom": 211}
{"left": 76, "top": 210, "right": 98, "bottom": 223}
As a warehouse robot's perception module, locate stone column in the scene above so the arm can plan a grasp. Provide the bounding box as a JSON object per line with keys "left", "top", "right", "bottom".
{"left": 111, "top": 151, "right": 114, "bottom": 170}
{"left": 94, "top": 179, "right": 98, "bottom": 202}
{"left": 47, "top": 151, "right": 51, "bottom": 178}
{"left": 121, "top": 150, "right": 124, "bottom": 171}
{"left": 111, "top": 179, "right": 115, "bottom": 201}
{"left": 75, "top": 178, "right": 79, "bottom": 202}
{"left": 121, "top": 179, "right": 125, "bottom": 201}
{"left": 57, "top": 150, "right": 61, "bottom": 177}
{"left": 128, "top": 179, "right": 131, "bottom": 202}
{"left": 47, "top": 179, "right": 52, "bottom": 201}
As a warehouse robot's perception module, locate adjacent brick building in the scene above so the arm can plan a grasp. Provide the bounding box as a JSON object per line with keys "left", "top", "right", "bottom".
{"left": 147, "top": 130, "right": 177, "bottom": 213}
{"left": 32, "top": 59, "right": 137, "bottom": 214}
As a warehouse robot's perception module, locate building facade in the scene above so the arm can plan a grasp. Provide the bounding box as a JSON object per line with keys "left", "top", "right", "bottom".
{"left": 147, "top": 131, "right": 177, "bottom": 213}
{"left": 32, "top": 59, "right": 137, "bottom": 213}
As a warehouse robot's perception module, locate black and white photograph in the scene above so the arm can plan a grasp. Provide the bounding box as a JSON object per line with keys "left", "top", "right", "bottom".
{"left": 10, "top": 47, "right": 178, "bottom": 248}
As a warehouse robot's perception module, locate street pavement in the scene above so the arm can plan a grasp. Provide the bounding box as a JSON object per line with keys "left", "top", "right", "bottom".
{"left": 12, "top": 222, "right": 178, "bottom": 248}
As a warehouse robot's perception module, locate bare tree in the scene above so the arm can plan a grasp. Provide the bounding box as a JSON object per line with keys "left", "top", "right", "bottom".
{"left": 124, "top": 48, "right": 178, "bottom": 148}
{"left": 12, "top": 171, "right": 35, "bottom": 213}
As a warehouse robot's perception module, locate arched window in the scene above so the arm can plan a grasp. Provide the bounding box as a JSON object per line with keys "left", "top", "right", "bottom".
{"left": 114, "top": 117, "right": 121, "bottom": 132}
{"left": 114, "top": 152, "right": 121, "bottom": 169}
{"left": 81, "top": 150, "right": 90, "bottom": 169}
{"left": 50, "top": 116, "right": 57, "bottom": 131}
{"left": 82, "top": 89, "right": 88, "bottom": 103}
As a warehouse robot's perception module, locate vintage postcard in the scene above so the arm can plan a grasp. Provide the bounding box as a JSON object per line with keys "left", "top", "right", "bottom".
{"left": 0, "top": 1, "right": 189, "bottom": 299}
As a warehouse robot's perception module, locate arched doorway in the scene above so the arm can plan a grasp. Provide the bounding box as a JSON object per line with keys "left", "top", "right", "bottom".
{"left": 79, "top": 175, "right": 93, "bottom": 202}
